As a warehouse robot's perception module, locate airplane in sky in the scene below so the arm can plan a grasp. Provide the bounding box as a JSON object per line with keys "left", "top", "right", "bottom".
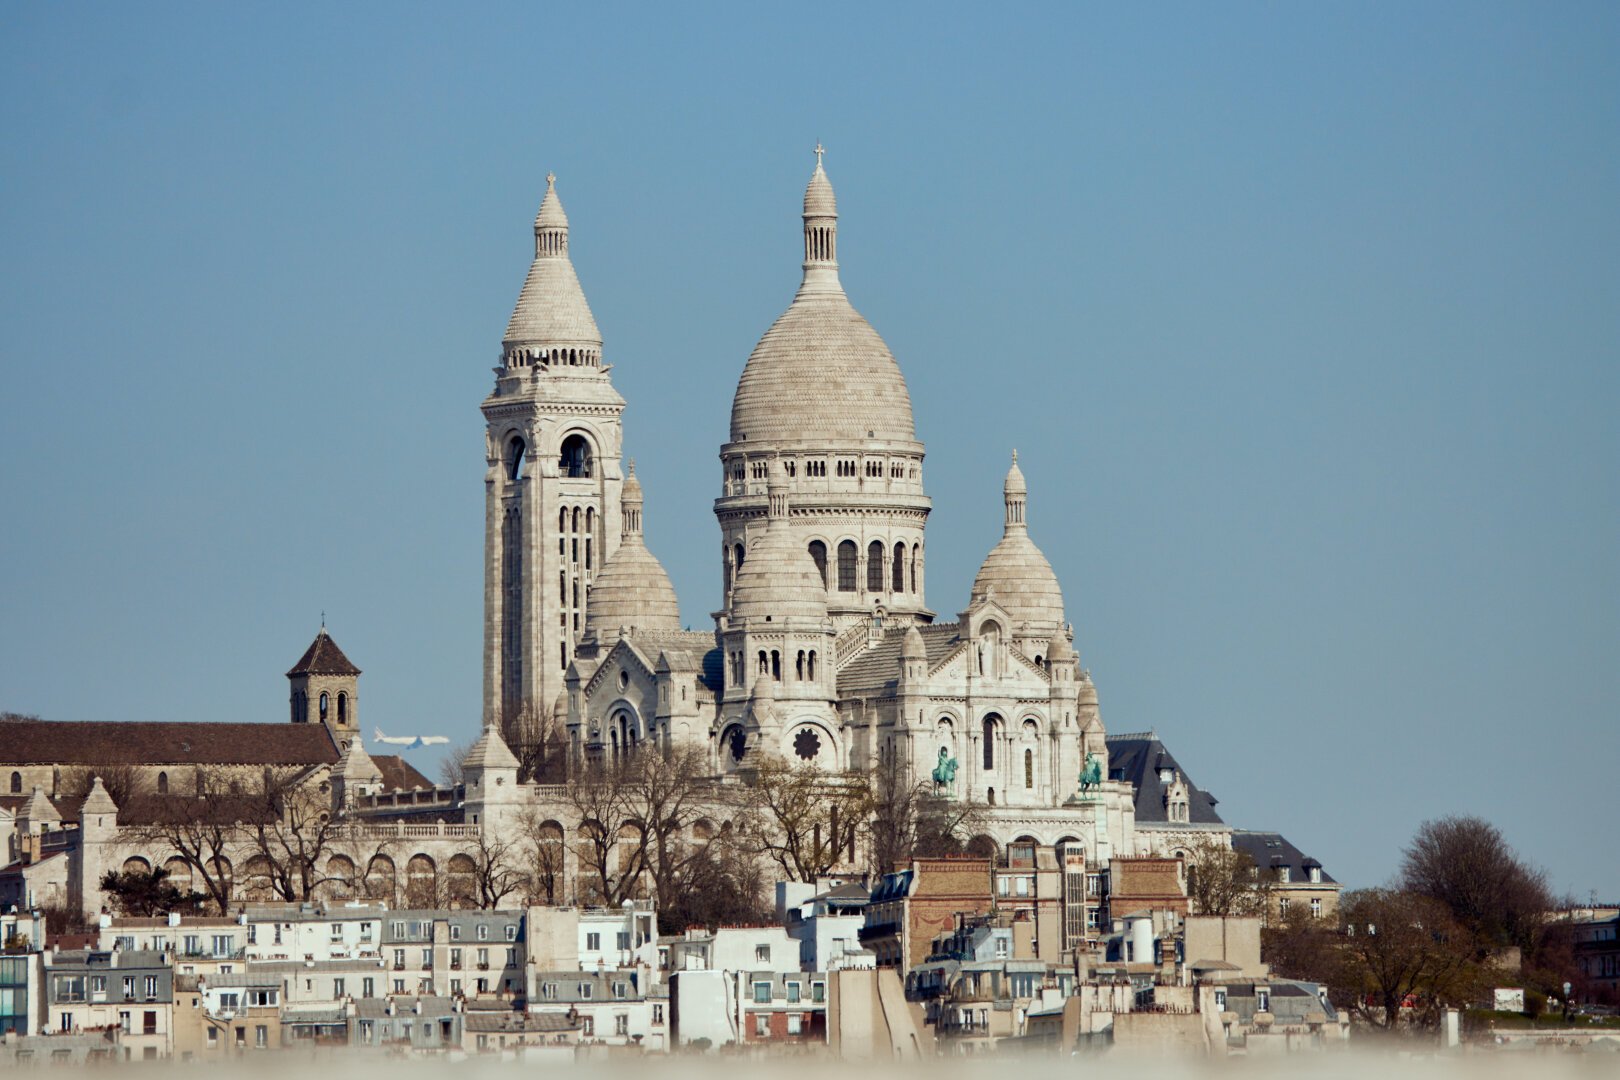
{"left": 373, "top": 728, "right": 450, "bottom": 750}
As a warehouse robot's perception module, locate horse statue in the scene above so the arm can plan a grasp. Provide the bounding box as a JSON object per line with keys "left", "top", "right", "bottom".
{"left": 931, "top": 746, "right": 959, "bottom": 794}
{"left": 1078, "top": 752, "right": 1102, "bottom": 795}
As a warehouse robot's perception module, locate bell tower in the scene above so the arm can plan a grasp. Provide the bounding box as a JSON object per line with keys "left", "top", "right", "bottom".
{"left": 482, "top": 174, "right": 626, "bottom": 731}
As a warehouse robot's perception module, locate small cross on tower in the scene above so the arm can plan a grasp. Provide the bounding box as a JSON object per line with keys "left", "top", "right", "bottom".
{"left": 814, "top": 142, "right": 825, "bottom": 168}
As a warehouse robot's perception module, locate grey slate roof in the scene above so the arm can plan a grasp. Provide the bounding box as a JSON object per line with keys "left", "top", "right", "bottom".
{"left": 1229, "top": 831, "right": 1336, "bottom": 884}
{"left": 1104, "top": 734, "right": 1225, "bottom": 825}
{"left": 837, "top": 624, "right": 962, "bottom": 696}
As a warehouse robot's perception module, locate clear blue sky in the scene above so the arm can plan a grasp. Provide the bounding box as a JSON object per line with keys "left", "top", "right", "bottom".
{"left": 3, "top": 3, "right": 1616, "bottom": 899}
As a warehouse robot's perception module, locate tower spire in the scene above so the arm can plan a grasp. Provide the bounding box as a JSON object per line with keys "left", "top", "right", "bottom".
{"left": 622, "top": 458, "right": 643, "bottom": 537}
{"left": 1003, "top": 450, "right": 1027, "bottom": 531}
{"left": 533, "top": 172, "right": 570, "bottom": 258}
{"left": 802, "top": 144, "right": 839, "bottom": 290}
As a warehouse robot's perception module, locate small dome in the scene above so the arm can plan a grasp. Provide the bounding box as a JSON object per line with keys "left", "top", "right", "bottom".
{"left": 534, "top": 173, "right": 569, "bottom": 229}
{"left": 1004, "top": 450, "right": 1027, "bottom": 495}
{"left": 731, "top": 467, "right": 830, "bottom": 623}
{"left": 585, "top": 537, "right": 682, "bottom": 637}
{"left": 972, "top": 533, "right": 1065, "bottom": 631}
{"left": 585, "top": 464, "right": 679, "bottom": 638}
{"left": 1047, "top": 629, "right": 1076, "bottom": 662}
{"left": 901, "top": 625, "right": 926, "bottom": 660}
{"left": 751, "top": 673, "right": 777, "bottom": 701}
{"left": 552, "top": 691, "right": 569, "bottom": 722}
{"left": 804, "top": 161, "right": 837, "bottom": 218}
{"left": 973, "top": 453, "right": 1064, "bottom": 632}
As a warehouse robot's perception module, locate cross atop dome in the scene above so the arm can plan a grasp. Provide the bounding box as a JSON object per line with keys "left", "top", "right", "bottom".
{"left": 814, "top": 141, "right": 825, "bottom": 168}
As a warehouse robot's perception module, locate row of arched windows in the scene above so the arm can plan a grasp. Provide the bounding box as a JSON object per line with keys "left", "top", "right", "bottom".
{"left": 505, "top": 344, "right": 599, "bottom": 370}
{"left": 726, "top": 648, "right": 819, "bottom": 686}
{"left": 804, "top": 539, "right": 920, "bottom": 595}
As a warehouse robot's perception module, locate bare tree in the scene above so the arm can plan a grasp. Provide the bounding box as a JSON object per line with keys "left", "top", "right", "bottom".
{"left": 1400, "top": 815, "right": 1552, "bottom": 953}
{"left": 464, "top": 829, "right": 527, "bottom": 909}
{"left": 500, "top": 701, "right": 567, "bottom": 785}
{"left": 238, "top": 768, "right": 374, "bottom": 902}
{"left": 56, "top": 765, "right": 143, "bottom": 808}
{"left": 1184, "top": 836, "right": 1269, "bottom": 917}
{"left": 741, "top": 755, "right": 875, "bottom": 882}
{"left": 126, "top": 770, "right": 246, "bottom": 914}
{"left": 516, "top": 807, "right": 567, "bottom": 905}
{"left": 438, "top": 739, "right": 475, "bottom": 788}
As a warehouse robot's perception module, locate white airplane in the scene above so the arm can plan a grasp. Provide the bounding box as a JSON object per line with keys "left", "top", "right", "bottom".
{"left": 373, "top": 728, "right": 450, "bottom": 750}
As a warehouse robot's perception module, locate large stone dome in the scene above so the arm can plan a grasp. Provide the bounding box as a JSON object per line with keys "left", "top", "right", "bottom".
{"left": 728, "top": 158, "right": 915, "bottom": 446}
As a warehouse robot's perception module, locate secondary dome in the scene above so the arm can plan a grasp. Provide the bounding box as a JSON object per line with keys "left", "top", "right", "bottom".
{"left": 585, "top": 462, "right": 681, "bottom": 637}
{"left": 503, "top": 173, "right": 602, "bottom": 349}
{"left": 729, "top": 151, "right": 915, "bottom": 446}
{"left": 731, "top": 465, "right": 830, "bottom": 622}
{"left": 971, "top": 452, "right": 1065, "bottom": 632}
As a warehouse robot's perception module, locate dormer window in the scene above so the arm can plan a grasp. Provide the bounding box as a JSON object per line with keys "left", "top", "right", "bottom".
{"left": 1309, "top": 866, "right": 1322, "bottom": 884}
{"left": 1159, "top": 768, "right": 1175, "bottom": 784}
{"left": 1277, "top": 866, "right": 1291, "bottom": 883}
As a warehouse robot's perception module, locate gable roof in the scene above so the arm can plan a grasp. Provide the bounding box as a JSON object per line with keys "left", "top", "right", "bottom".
{"left": 286, "top": 629, "right": 361, "bottom": 677}
{"left": 1230, "top": 830, "right": 1336, "bottom": 885}
{"left": 371, "top": 755, "right": 433, "bottom": 791}
{"left": 0, "top": 720, "right": 338, "bottom": 767}
{"left": 837, "top": 624, "right": 963, "bottom": 696}
{"left": 1104, "top": 734, "right": 1224, "bottom": 825}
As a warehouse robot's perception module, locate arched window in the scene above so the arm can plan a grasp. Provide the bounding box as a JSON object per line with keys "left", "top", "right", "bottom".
{"left": 837, "top": 541, "right": 857, "bottom": 591}
{"left": 808, "top": 651, "right": 817, "bottom": 680}
{"left": 796, "top": 651, "right": 806, "bottom": 680}
{"left": 893, "top": 541, "right": 906, "bottom": 592}
{"left": 758, "top": 651, "right": 768, "bottom": 676}
{"left": 8, "top": 771, "right": 19, "bottom": 794}
{"left": 987, "top": 787, "right": 996, "bottom": 806}
{"left": 506, "top": 436, "right": 527, "bottom": 481}
{"left": 867, "top": 541, "right": 885, "bottom": 592}
{"left": 983, "top": 714, "right": 1000, "bottom": 771}
{"left": 734, "top": 543, "right": 745, "bottom": 574}
{"left": 337, "top": 692, "right": 348, "bottom": 725}
{"left": 770, "top": 651, "right": 781, "bottom": 681}
{"left": 157, "top": 771, "right": 169, "bottom": 795}
{"left": 560, "top": 433, "right": 593, "bottom": 478}
{"left": 911, "top": 544, "right": 920, "bottom": 593}
{"left": 1024, "top": 749, "right": 1034, "bottom": 788}
{"left": 808, "top": 541, "right": 828, "bottom": 589}
{"left": 319, "top": 692, "right": 329, "bottom": 722}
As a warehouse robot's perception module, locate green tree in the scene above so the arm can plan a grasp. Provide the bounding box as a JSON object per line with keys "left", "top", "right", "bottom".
{"left": 99, "top": 866, "right": 207, "bottom": 917}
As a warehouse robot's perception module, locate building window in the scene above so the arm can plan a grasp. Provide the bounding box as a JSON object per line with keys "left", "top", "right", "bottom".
{"left": 787, "top": 1013, "right": 803, "bottom": 1035}
{"left": 580, "top": 1017, "right": 593, "bottom": 1037}
{"left": 1257, "top": 989, "right": 1271, "bottom": 1013}
{"left": 753, "top": 982, "right": 770, "bottom": 1003}
{"left": 837, "top": 540, "right": 857, "bottom": 591}
{"left": 809, "top": 541, "right": 828, "bottom": 588}
{"left": 982, "top": 716, "right": 997, "bottom": 770}
{"left": 1310, "top": 897, "right": 1323, "bottom": 919}
{"left": 755, "top": 1014, "right": 770, "bottom": 1037}
{"left": 1024, "top": 749, "right": 1034, "bottom": 788}
{"left": 867, "top": 540, "right": 885, "bottom": 592}
{"left": 786, "top": 982, "right": 800, "bottom": 1003}
{"left": 614, "top": 1014, "right": 628, "bottom": 1036}
{"left": 319, "top": 693, "right": 329, "bottom": 721}
{"left": 586, "top": 932, "right": 600, "bottom": 950}
{"left": 560, "top": 433, "right": 593, "bottom": 478}
{"left": 652, "top": 1003, "right": 664, "bottom": 1025}
{"left": 476, "top": 925, "right": 489, "bottom": 941}
{"left": 755, "top": 945, "right": 770, "bottom": 963}
{"left": 812, "top": 982, "right": 825, "bottom": 1003}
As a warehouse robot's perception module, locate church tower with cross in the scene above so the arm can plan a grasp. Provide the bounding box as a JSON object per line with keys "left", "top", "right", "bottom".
{"left": 481, "top": 172, "right": 627, "bottom": 732}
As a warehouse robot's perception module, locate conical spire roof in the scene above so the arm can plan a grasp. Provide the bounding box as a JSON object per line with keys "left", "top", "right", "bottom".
{"left": 729, "top": 146, "right": 915, "bottom": 446}
{"left": 503, "top": 173, "right": 602, "bottom": 349}
{"left": 463, "top": 724, "right": 520, "bottom": 772}
{"left": 585, "top": 461, "right": 682, "bottom": 637}
{"left": 338, "top": 739, "right": 384, "bottom": 783}
{"left": 80, "top": 776, "right": 118, "bottom": 816}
